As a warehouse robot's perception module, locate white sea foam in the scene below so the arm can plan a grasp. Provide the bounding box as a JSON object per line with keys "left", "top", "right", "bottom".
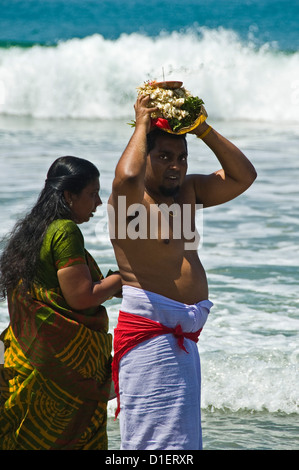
{"left": 0, "top": 28, "right": 298, "bottom": 122}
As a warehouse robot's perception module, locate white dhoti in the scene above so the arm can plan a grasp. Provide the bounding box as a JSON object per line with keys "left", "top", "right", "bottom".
{"left": 114, "top": 286, "right": 213, "bottom": 450}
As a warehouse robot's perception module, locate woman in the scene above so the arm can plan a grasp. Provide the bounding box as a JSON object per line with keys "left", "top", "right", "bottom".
{"left": 0, "top": 156, "right": 122, "bottom": 450}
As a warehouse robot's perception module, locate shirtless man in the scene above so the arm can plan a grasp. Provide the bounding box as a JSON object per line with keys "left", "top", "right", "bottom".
{"left": 110, "top": 95, "right": 257, "bottom": 450}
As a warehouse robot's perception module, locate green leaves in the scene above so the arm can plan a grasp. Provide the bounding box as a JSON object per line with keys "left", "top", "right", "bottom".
{"left": 169, "top": 96, "right": 204, "bottom": 131}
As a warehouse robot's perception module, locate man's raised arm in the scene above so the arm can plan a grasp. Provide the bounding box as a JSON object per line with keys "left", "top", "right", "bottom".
{"left": 190, "top": 122, "right": 257, "bottom": 208}
{"left": 112, "top": 95, "right": 157, "bottom": 206}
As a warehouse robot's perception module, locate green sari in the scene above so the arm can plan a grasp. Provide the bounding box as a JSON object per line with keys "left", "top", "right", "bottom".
{"left": 0, "top": 220, "right": 112, "bottom": 450}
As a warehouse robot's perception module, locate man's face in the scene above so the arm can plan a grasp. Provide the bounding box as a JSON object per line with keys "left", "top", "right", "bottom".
{"left": 145, "top": 135, "right": 188, "bottom": 198}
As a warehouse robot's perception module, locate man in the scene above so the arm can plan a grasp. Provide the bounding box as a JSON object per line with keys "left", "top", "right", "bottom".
{"left": 109, "top": 94, "right": 257, "bottom": 450}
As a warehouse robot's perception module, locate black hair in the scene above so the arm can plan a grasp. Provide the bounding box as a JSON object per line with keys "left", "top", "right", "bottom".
{"left": 146, "top": 128, "right": 187, "bottom": 153}
{"left": 0, "top": 156, "right": 99, "bottom": 299}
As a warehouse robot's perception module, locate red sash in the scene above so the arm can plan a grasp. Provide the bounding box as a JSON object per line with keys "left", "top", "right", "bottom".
{"left": 112, "top": 311, "right": 202, "bottom": 418}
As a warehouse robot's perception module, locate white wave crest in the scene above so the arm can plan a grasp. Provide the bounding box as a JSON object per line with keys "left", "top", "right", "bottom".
{"left": 0, "top": 28, "right": 298, "bottom": 122}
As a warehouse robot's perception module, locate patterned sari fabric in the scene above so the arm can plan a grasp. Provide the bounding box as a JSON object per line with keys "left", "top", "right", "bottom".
{"left": 0, "top": 220, "right": 112, "bottom": 450}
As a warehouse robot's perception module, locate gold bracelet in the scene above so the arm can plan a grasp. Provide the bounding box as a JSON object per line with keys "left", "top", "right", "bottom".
{"left": 196, "top": 125, "right": 212, "bottom": 139}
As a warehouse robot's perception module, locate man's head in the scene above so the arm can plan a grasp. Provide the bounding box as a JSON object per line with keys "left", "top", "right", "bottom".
{"left": 145, "top": 128, "right": 188, "bottom": 198}
{"left": 146, "top": 128, "right": 187, "bottom": 154}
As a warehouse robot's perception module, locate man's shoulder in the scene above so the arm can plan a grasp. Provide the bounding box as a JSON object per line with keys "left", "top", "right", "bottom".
{"left": 179, "top": 174, "right": 207, "bottom": 205}
{"left": 181, "top": 174, "right": 205, "bottom": 193}
{"left": 184, "top": 173, "right": 206, "bottom": 184}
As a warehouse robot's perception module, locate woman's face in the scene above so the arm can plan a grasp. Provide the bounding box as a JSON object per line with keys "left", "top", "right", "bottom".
{"left": 66, "top": 178, "right": 102, "bottom": 224}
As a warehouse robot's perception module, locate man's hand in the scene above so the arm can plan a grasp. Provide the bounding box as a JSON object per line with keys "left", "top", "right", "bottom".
{"left": 134, "top": 94, "right": 158, "bottom": 134}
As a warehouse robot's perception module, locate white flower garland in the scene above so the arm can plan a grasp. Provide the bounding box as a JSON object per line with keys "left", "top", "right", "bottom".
{"left": 136, "top": 81, "right": 192, "bottom": 121}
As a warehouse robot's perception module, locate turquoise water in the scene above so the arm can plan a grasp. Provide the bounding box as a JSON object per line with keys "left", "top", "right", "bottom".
{"left": 0, "top": 0, "right": 298, "bottom": 450}
{"left": 1, "top": 0, "right": 298, "bottom": 50}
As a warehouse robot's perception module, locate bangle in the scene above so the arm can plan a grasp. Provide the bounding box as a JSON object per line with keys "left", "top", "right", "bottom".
{"left": 196, "top": 125, "right": 212, "bottom": 139}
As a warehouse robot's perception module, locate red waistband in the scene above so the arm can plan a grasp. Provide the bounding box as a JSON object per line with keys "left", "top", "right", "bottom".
{"left": 112, "top": 311, "right": 202, "bottom": 419}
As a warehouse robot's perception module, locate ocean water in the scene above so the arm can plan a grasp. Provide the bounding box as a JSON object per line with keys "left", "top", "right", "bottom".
{"left": 0, "top": 0, "right": 298, "bottom": 451}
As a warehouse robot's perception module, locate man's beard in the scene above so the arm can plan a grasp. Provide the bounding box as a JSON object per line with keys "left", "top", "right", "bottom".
{"left": 158, "top": 185, "right": 180, "bottom": 198}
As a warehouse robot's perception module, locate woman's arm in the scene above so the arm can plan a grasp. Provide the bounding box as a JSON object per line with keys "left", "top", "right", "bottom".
{"left": 57, "top": 265, "right": 122, "bottom": 310}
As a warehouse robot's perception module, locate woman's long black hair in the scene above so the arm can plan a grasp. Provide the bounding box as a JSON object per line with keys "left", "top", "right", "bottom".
{"left": 0, "top": 156, "right": 99, "bottom": 299}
